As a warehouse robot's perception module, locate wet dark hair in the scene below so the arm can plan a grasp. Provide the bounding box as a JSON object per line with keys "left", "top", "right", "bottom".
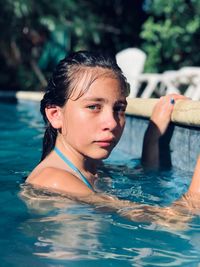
{"left": 40, "top": 50, "right": 129, "bottom": 160}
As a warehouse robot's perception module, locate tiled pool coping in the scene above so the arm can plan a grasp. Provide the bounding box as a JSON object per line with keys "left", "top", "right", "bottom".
{"left": 1, "top": 91, "right": 200, "bottom": 171}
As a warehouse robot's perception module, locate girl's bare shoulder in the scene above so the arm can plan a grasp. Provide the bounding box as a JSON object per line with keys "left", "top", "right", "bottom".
{"left": 26, "top": 167, "right": 93, "bottom": 196}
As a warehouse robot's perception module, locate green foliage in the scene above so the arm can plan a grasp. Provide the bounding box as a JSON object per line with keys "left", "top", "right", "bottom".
{"left": 0, "top": 0, "right": 146, "bottom": 91}
{"left": 141, "top": 0, "right": 200, "bottom": 72}
{"left": 2, "top": 0, "right": 200, "bottom": 90}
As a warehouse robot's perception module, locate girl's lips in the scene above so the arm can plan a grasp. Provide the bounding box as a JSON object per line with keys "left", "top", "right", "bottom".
{"left": 95, "top": 139, "right": 115, "bottom": 147}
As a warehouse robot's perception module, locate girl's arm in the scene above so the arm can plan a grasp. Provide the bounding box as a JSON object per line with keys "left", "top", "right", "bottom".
{"left": 22, "top": 158, "right": 200, "bottom": 230}
{"left": 141, "top": 94, "right": 188, "bottom": 169}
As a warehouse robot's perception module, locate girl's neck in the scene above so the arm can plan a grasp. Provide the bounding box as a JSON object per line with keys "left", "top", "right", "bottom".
{"left": 55, "top": 134, "right": 100, "bottom": 177}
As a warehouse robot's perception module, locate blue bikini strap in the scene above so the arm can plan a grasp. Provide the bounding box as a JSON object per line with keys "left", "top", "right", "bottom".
{"left": 54, "top": 147, "right": 93, "bottom": 191}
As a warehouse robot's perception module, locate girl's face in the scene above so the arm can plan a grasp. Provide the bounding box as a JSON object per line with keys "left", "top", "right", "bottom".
{"left": 61, "top": 74, "right": 127, "bottom": 160}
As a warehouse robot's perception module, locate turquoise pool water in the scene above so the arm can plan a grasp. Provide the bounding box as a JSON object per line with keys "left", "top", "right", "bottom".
{"left": 1, "top": 100, "right": 200, "bottom": 267}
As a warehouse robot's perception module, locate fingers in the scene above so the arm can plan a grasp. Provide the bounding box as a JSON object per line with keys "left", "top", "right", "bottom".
{"left": 150, "top": 94, "right": 187, "bottom": 135}
{"left": 159, "top": 93, "right": 188, "bottom": 104}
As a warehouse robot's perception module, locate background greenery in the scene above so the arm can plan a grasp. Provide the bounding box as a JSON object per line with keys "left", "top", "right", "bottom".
{"left": 1, "top": 0, "right": 200, "bottom": 91}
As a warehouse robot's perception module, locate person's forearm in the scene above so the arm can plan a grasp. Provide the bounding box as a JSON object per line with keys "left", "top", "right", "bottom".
{"left": 141, "top": 95, "right": 187, "bottom": 170}
{"left": 141, "top": 121, "right": 161, "bottom": 169}
{"left": 79, "top": 192, "right": 192, "bottom": 229}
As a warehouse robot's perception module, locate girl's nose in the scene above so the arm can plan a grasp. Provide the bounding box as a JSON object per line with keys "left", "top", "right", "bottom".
{"left": 102, "top": 110, "right": 118, "bottom": 131}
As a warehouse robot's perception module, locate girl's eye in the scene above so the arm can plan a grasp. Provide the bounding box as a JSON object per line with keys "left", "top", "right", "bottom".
{"left": 87, "top": 104, "right": 101, "bottom": 111}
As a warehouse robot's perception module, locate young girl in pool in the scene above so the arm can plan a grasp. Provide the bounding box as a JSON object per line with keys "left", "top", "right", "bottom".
{"left": 26, "top": 50, "right": 200, "bottom": 221}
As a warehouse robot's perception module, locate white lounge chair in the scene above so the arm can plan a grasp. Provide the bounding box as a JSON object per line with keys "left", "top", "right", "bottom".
{"left": 116, "top": 48, "right": 200, "bottom": 100}
{"left": 138, "top": 73, "right": 164, "bottom": 98}
{"left": 140, "top": 67, "right": 200, "bottom": 100}
{"left": 164, "top": 67, "right": 200, "bottom": 100}
{"left": 178, "top": 67, "right": 200, "bottom": 100}
{"left": 116, "top": 48, "right": 146, "bottom": 97}
{"left": 116, "top": 48, "right": 165, "bottom": 98}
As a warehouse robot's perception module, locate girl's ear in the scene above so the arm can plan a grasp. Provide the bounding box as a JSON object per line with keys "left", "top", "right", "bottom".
{"left": 45, "top": 106, "right": 63, "bottom": 129}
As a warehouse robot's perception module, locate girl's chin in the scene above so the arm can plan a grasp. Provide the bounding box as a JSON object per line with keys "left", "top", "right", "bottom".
{"left": 89, "top": 151, "right": 112, "bottom": 160}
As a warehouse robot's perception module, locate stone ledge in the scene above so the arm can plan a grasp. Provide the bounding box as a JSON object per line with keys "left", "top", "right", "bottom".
{"left": 127, "top": 98, "right": 200, "bottom": 127}
{"left": 16, "top": 91, "right": 44, "bottom": 101}
{"left": 0, "top": 91, "right": 44, "bottom": 102}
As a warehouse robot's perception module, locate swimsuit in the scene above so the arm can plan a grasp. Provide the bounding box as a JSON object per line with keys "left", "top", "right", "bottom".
{"left": 54, "top": 147, "right": 94, "bottom": 191}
